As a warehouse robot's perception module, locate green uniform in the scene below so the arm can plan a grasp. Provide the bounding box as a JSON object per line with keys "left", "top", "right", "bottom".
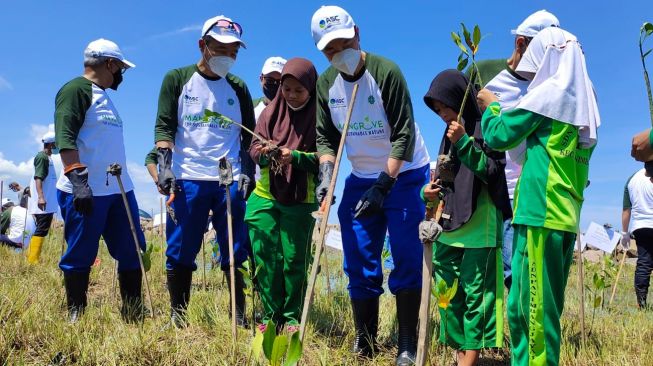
{"left": 423, "top": 133, "right": 504, "bottom": 349}
{"left": 0, "top": 208, "right": 11, "bottom": 235}
{"left": 245, "top": 150, "right": 319, "bottom": 325}
{"left": 481, "top": 102, "right": 592, "bottom": 366}
{"left": 144, "top": 147, "right": 157, "bottom": 166}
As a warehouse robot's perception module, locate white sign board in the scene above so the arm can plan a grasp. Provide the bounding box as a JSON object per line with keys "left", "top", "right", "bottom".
{"left": 153, "top": 213, "right": 166, "bottom": 227}
{"left": 325, "top": 229, "right": 343, "bottom": 251}
{"left": 581, "top": 222, "right": 621, "bottom": 253}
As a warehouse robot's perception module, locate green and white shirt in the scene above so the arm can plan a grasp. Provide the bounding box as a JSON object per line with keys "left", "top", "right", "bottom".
{"left": 481, "top": 102, "right": 593, "bottom": 233}
{"left": 623, "top": 169, "right": 653, "bottom": 232}
{"left": 28, "top": 151, "right": 58, "bottom": 214}
{"left": 154, "top": 65, "right": 255, "bottom": 180}
{"left": 316, "top": 53, "right": 429, "bottom": 178}
{"left": 55, "top": 77, "right": 133, "bottom": 196}
{"left": 253, "top": 97, "right": 267, "bottom": 122}
{"left": 253, "top": 150, "right": 319, "bottom": 204}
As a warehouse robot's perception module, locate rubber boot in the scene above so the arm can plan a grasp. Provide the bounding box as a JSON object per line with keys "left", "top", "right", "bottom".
{"left": 636, "top": 287, "right": 648, "bottom": 310}
{"left": 63, "top": 271, "right": 90, "bottom": 323}
{"left": 26, "top": 236, "right": 45, "bottom": 264}
{"left": 351, "top": 297, "right": 379, "bottom": 358}
{"left": 119, "top": 269, "right": 143, "bottom": 323}
{"left": 225, "top": 268, "right": 248, "bottom": 328}
{"left": 395, "top": 289, "right": 420, "bottom": 366}
{"left": 167, "top": 268, "right": 192, "bottom": 328}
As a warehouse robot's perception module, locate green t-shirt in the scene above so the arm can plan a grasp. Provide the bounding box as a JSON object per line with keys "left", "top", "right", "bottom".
{"left": 144, "top": 147, "right": 157, "bottom": 166}
{"left": 467, "top": 59, "right": 507, "bottom": 88}
{"left": 33, "top": 151, "right": 50, "bottom": 180}
{"left": 253, "top": 150, "right": 319, "bottom": 204}
{"left": 420, "top": 134, "right": 503, "bottom": 248}
{"left": 0, "top": 207, "right": 11, "bottom": 235}
{"left": 481, "top": 102, "right": 593, "bottom": 232}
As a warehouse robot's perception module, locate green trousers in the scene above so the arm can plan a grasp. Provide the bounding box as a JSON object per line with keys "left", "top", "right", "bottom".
{"left": 509, "top": 225, "right": 576, "bottom": 366}
{"left": 433, "top": 243, "right": 504, "bottom": 350}
{"left": 245, "top": 193, "right": 317, "bottom": 325}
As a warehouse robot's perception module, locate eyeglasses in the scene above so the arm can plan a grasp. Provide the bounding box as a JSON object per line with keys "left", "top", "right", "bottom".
{"left": 262, "top": 77, "right": 280, "bottom": 85}
{"left": 107, "top": 59, "right": 128, "bottom": 74}
{"left": 204, "top": 19, "right": 243, "bottom": 37}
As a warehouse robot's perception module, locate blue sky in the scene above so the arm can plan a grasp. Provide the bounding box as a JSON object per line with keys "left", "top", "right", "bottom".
{"left": 0, "top": 0, "right": 651, "bottom": 230}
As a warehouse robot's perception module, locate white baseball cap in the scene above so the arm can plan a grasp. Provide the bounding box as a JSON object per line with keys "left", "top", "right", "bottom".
{"left": 202, "top": 15, "right": 246, "bottom": 48}
{"left": 42, "top": 131, "right": 55, "bottom": 144}
{"left": 511, "top": 10, "right": 560, "bottom": 38}
{"left": 311, "top": 5, "right": 356, "bottom": 51}
{"left": 261, "top": 57, "right": 287, "bottom": 75}
{"left": 2, "top": 198, "right": 13, "bottom": 207}
{"left": 84, "top": 38, "right": 135, "bottom": 68}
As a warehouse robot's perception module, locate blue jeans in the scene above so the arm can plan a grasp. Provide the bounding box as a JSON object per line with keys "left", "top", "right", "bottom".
{"left": 338, "top": 165, "right": 429, "bottom": 299}
{"left": 57, "top": 190, "right": 145, "bottom": 273}
{"left": 502, "top": 220, "right": 514, "bottom": 280}
{"left": 165, "top": 180, "right": 249, "bottom": 271}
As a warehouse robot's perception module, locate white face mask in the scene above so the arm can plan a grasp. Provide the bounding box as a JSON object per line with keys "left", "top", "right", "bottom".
{"left": 286, "top": 98, "right": 310, "bottom": 112}
{"left": 330, "top": 48, "right": 362, "bottom": 76}
{"left": 207, "top": 55, "right": 235, "bottom": 78}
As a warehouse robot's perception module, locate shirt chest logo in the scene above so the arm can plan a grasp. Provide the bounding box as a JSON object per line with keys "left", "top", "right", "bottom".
{"left": 329, "top": 97, "right": 346, "bottom": 108}
{"left": 97, "top": 113, "right": 122, "bottom": 128}
{"left": 183, "top": 94, "right": 201, "bottom": 105}
{"left": 337, "top": 116, "right": 386, "bottom": 138}
{"left": 181, "top": 108, "right": 235, "bottom": 130}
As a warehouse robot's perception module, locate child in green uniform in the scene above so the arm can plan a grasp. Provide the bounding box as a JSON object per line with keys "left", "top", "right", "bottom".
{"left": 478, "top": 27, "right": 599, "bottom": 366}
{"left": 246, "top": 58, "right": 319, "bottom": 332}
{"left": 422, "top": 70, "right": 512, "bottom": 366}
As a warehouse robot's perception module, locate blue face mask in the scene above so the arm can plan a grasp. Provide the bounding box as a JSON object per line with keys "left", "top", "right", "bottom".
{"left": 51, "top": 147, "right": 60, "bottom": 155}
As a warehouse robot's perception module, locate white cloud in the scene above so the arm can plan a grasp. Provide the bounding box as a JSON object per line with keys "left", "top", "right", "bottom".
{"left": 148, "top": 24, "right": 202, "bottom": 41}
{"left": 30, "top": 123, "right": 55, "bottom": 147}
{"left": 0, "top": 75, "right": 13, "bottom": 91}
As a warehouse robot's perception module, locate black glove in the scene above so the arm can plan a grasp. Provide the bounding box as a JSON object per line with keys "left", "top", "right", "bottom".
{"left": 156, "top": 147, "right": 176, "bottom": 194}
{"left": 354, "top": 172, "right": 396, "bottom": 219}
{"left": 65, "top": 167, "right": 93, "bottom": 216}
{"left": 316, "top": 161, "right": 334, "bottom": 205}
{"left": 238, "top": 150, "right": 255, "bottom": 200}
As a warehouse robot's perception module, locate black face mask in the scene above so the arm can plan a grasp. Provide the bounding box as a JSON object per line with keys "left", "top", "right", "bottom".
{"left": 110, "top": 69, "right": 123, "bottom": 90}
{"left": 262, "top": 81, "right": 279, "bottom": 101}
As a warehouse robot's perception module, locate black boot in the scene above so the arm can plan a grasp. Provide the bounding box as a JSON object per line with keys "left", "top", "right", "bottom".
{"left": 118, "top": 269, "right": 143, "bottom": 323}
{"left": 63, "top": 271, "right": 90, "bottom": 323}
{"left": 351, "top": 297, "right": 379, "bottom": 358}
{"left": 636, "top": 287, "right": 648, "bottom": 310}
{"left": 225, "top": 268, "right": 248, "bottom": 328}
{"left": 395, "top": 290, "right": 420, "bottom": 366}
{"left": 167, "top": 268, "right": 192, "bottom": 328}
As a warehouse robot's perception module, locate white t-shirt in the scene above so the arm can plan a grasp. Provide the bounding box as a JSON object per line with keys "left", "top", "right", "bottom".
{"left": 625, "top": 169, "right": 653, "bottom": 232}
{"left": 28, "top": 154, "right": 58, "bottom": 214}
{"left": 57, "top": 82, "right": 134, "bottom": 195}
{"left": 7, "top": 206, "right": 35, "bottom": 245}
{"left": 485, "top": 68, "right": 531, "bottom": 198}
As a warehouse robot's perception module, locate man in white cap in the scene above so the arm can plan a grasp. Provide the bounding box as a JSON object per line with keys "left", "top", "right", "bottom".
{"left": 153, "top": 15, "right": 255, "bottom": 327}
{"left": 253, "top": 56, "right": 287, "bottom": 121}
{"left": 54, "top": 38, "right": 146, "bottom": 323}
{"left": 25, "top": 131, "right": 59, "bottom": 264}
{"left": 1, "top": 198, "right": 35, "bottom": 248}
{"left": 311, "top": 5, "right": 430, "bottom": 365}
{"left": 472, "top": 9, "right": 560, "bottom": 290}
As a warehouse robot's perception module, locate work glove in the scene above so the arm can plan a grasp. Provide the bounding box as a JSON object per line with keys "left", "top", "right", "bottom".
{"left": 419, "top": 219, "right": 442, "bottom": 244}
{"left": 156, "top": 147, "right": 176, "bottom": 194}
{"left": 238, "top": 150, "right": 255, "bottom": 200}
{"left": 65, "top": 167, "right": 93, "bottom": 216}
{"left": 621, "top": 231, "right": 631, "bottom": 249}
{"left": 354, "top": 172, "right": 396, "bottom": 219}
{"left": 315, "top": 161, "right": 334, "bottom": 205}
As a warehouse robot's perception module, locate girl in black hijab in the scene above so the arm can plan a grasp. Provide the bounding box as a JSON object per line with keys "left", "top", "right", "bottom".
{"left": 421, "top": 69, "right": 511, "bottom": 365}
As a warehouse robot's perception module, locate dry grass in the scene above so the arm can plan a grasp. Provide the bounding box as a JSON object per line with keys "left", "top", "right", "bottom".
{"left": 1, "top": 226, "right": 652, "bottom": 365}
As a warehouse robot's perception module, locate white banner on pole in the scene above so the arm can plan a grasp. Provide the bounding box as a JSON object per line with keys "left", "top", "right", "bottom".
{"left": 153, "top": 213, "right": 167, "bottom": 227}
{"left": 325, "top": 229, "right": 343, "bottom": 251}
{"left": 581, "top": 222, "right": 621, "bottom": 253}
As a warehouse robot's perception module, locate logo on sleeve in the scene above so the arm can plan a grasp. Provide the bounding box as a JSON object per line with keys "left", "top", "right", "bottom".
{"left": 329, "top": 97, "right": 346, "bottom": 109}
{"left": 183, "top": 94, "right": 200, "bottom": 105}
{"left": 227, "top": 98, "right": 235, "bottom": 106}
{"left": 368, "top": 95, "right": 375, "bottom": 105}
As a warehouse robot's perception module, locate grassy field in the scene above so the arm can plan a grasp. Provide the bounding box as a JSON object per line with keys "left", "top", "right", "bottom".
{"left": 1, "top": 225, "right": 652, "bottom": 366}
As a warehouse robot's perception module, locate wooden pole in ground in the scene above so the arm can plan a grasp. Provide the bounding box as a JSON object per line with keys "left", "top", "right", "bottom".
{"left": 160, "top": 197, "right": 165, "bottom": 271}
{"left": 576, "top": 228, "right": 587, "bottom": 348}
{"left": 415, "top": 201, "right": 444, "bottom": 366}
{"left": 299, "top": 83, "right": 359, "bottom": 344}
{"left": 609, "top": 248, "right": 629, "bottom": 305}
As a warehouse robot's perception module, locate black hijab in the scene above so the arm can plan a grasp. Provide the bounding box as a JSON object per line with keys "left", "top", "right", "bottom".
{"left": 423, "top": 69, "right": 512, "bottom": 231}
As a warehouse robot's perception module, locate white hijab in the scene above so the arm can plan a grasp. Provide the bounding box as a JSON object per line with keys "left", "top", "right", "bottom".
{"left": 516, "top": 27, "right": 600, "bottom": 148}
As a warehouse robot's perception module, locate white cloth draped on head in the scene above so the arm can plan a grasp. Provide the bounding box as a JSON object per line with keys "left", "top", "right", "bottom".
{"left": 515, "top": 27, "right": 600, "bottom": 148}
